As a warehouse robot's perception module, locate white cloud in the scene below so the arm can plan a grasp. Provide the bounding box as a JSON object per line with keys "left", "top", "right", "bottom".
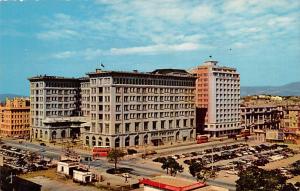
{"left": 188, "top": 5, "right": 215, "bottom": 23}
{"left": 37, "top": 29, "right": 80, "bottom": 40}
{"left": 110, "top": 43, "right": 202, "bottom": 55}
{"left": 40, "top": 0, "right": 299, "bottom": 54}
{"left": 52, "top": 42, "right": 210, "bottom": 60}
{"left": 53, "top": 51, "right": 76, "bottom": 59}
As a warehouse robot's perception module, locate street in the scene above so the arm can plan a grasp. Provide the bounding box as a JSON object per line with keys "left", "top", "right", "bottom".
{"left": 2, "top": 139, "right": 237, "bottom": 190}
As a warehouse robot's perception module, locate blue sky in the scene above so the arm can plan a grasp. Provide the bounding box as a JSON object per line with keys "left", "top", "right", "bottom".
{"left": 0, "top": 0, "right": 299, "bottom": 95}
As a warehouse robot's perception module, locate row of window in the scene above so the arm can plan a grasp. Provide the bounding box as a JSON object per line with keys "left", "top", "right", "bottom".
{"left": 116, "top": 87, "right": 194, "bottom": 94}
{"left": 91, "top": 110, "right": 195, "bottom": 121}
{"left": 112, "top": 77, "right": 194, "bottom": 87}
{"left": 116, "top": 103, "right": 194, "bottom": 111}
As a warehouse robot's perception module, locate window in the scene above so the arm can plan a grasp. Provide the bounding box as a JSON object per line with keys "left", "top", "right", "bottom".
{"left": 161, "top": 120, "right": 165, "bottom": 129}
{"left": 125, "top": 123, "right": 130, "bottom": 132}
{"left": 105, "top": 124, "right": 109, "bottom": 133}
{"left": 115, "top": 124, "right": 120, "bottom": 134}
{"left": 169, "top": 120, "right": 173, "bottom": 128}
{"left": 183, "top": 119, "right": 187, "bottom": 127}
{"left": 144, "top": 122, "right": 148, "bottom": 131}
{"left": 176, "top": 120, "right": 180, "bottom": 128}
{"left": 152, "top": 121, "right": 157, "bottom": 130}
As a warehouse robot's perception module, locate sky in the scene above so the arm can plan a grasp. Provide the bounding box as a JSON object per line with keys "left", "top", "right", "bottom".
{"left": 0, "top": 0, "right": 299, "bottom": 95}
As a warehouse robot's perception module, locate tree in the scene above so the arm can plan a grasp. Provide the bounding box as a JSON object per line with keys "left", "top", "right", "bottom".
{"left": 189, "top": 160, "right": 216, "bottom": 182}
{"left": 107, "top": 148, "right": 126, "bottom": 173}
{"left": 236, "top": 166, "right": 290, "bottom": 191}
{"left": 161, "top": 157, "right": 183, "bottom": 176}
{"left": 291, "top": 160, "right": 300, "bottom": 175}
{"left": 0, "top": 166, "right": 17, "bottom": 191}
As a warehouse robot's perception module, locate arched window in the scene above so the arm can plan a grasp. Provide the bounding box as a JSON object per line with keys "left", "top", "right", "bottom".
{"left": 92, "top": 136, "right": 96, "bottom": 146}
{"left": 85, "top": 136, "right": 89, "bottom": 145}
{"left": 125, "top": 136, "right": 130, "bottom": 147}
{"left": 105, "top": 138, "right": 110, "bottom": 146}
{"left": 144, "top": 135, "right": 148, "bottom": 144}
{"left": 175, "top": 131, "right": 180, "bottom": 141}
{"left": 52, "top": 131, "right": 57, "bottom": 140}
{"left": 134, "top": 135, "right": 139, "bottom": 146}
{"left": 115, "top": 138, "right": 120, "bottom": 148}
{"left": 61, "top": 130, "right": 66, "bottom": 138}
{"left": 98, "top": 137, "right": 102, "bottom": 146}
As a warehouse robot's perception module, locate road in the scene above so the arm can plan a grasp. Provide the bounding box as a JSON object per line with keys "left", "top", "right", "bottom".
{"left": 2, "top": 139, "right": 237, "bottom": 190}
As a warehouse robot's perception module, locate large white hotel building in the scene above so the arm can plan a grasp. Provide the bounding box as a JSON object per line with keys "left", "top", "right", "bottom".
{"left": 29, "top": 69, "right": 196, "bottom": 147}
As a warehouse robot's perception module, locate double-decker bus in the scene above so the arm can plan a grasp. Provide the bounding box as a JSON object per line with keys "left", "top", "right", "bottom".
{"left": 240, "top": 129, "right": 250, "bottom": 137}
{"left": 196, "top": 135, "right": 209, "bottom": 144}
{"left": 92, "top": 146, "right": 110, "bottom": 159}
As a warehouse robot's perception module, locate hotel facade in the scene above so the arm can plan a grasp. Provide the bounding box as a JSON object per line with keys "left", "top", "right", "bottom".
{"left": 192, "top": 60, "right": 242, "bottom": 137}
{"left": 29, "top": 69, "right": 196, "bottom": 147}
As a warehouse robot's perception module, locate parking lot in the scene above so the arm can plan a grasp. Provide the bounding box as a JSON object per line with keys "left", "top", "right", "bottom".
{"left": 152, "top": 142, "right": 300, "bottom": 182}
{"left": 0, "top": 143, "right": 56, "bottom": 173}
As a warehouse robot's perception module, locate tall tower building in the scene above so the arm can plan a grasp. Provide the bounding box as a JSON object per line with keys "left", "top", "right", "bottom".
{"left": 192, "top": 60, "right": 242, "bottom": 137}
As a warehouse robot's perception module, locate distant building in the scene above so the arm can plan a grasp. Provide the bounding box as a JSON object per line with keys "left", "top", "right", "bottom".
{"left": 0, "top": 98, "right": 30, "bottom": 138}
{"left": 282, "top": 105, "right": 300, "bottom": 129}
{"left": 281, "top": 105, "right": 300, "bottom": 144}
{"left": 191, "top": 60, "right": 241, "bottom": 137}
{"left": 240, "top": 105, "right": 282, "bottom": 132}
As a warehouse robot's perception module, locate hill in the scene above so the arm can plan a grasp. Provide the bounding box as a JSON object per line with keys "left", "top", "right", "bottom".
{"left": 241, "top": 82, "right": 300, "bottom": 97}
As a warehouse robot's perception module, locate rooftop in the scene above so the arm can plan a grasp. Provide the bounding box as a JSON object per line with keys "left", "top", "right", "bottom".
{"left": 87, "top": 69, "right": 195, "bottom": 79}
{"left": 28, "top": 75, "right": 79, "bottom": 82}
{"left": 74, "top": 168, "right": 90, "bottom": 173}
{"left": 140, "top": 176, "right": 206, "bottom": 191}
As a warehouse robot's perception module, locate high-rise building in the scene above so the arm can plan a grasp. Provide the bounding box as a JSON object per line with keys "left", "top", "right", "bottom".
{"left": 28, "top": 76, "right": 85, "bottom": 141}
{"left": 83, "top": 69, "right": 196, "bottom": 147}
{"left": 192, "top": 60, "right": 242, "bottom": 137}
{"left": 0, "top": 98, "right": 30, "bottom": 138}
{"left": 28, "top": 69, "right": 196, "bottom": 147}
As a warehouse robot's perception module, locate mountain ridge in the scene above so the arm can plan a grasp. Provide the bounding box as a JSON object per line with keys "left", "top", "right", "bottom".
{"left": 241, "top": 82, "right": 300, "bottom": 97}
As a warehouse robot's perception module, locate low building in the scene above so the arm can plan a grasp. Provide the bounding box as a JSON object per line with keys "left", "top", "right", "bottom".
{"left": 139, "top": 176, "right": 228, "bottom": 191}
{"left": 265, "top": 129, "right": 284, "bottom": 142}
{"left": 57, "top": 160, "right": 79, "bottom": 176}
{"left": 73, "top": 168, "right": 92, "bottom": 183}
{"left": 0, "top": 98, "right": 30, "bottom": 138}
{"left": 140, "top": 176, "right": 205, "bottom": 191}
{"left": 282, "top": 105, "right": 300, "bottom": 129}
{"left": 240, "top": 105, "right": 282, "bottom": 133}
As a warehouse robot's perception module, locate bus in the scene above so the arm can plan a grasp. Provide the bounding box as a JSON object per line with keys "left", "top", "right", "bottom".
{"left": 241, "top": 129, "right": 250, "bottom": 137}
{"left": 196, "top": 135, "right": 209, "bottom": 144}
{"left": 92, "top": 146, "right": 111, "bottom": 159}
